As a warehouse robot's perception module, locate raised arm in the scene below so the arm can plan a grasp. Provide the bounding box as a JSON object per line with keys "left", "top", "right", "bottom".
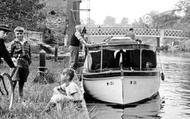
{"left": 75, "top": 32, "right": 91, "bottom": 47}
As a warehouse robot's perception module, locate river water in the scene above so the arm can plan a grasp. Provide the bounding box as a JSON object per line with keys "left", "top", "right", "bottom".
{"left": 86, "top": 52, "right": 190, "bottom": 119}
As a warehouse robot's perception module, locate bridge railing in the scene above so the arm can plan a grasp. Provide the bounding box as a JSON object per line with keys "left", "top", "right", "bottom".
{"left": 86, "top": 27, "right": 189, "bottom": 39}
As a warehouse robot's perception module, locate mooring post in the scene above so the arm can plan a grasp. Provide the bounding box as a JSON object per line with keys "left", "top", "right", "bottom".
{"left": 39, "top": 49, "right": 47, "bottom": 76}
{"left": 156, "top": 37, "right": 160, "bottom": 48}
{"left": 54, "top": 45, "right": 58, "bottom": 62}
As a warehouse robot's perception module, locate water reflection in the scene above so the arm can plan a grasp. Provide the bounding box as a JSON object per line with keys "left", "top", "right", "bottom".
{"left": 87, "top": 53, "right": 190, "bottom": 119}
{"left": 87, "top": 94, "right": 163, "bottom": 119}
{"left": 122, "top": 94, "right": 162, "bottom": 119}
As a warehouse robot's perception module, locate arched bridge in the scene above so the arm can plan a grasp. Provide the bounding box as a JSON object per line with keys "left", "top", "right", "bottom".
{"left": 85, "top": 27, "right": 189, "bottom": 47}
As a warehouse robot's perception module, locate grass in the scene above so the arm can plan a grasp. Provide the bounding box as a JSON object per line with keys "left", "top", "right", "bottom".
{"left": 0, "top": 56, "right": 89, "bottom": 119}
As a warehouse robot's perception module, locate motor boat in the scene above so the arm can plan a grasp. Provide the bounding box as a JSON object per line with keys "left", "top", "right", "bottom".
{"left": 82, "top": 37, "right": 161, "bottom": 105}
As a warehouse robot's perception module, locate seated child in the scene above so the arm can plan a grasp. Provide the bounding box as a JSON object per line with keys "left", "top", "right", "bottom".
{"left": 42, "top": 68, "right": 83, "bottom": 113}
{"left": 51, "top": 68, "right": 83, "bottom": 103}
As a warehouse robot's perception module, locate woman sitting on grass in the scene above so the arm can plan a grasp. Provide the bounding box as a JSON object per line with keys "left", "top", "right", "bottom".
{"left": 42, "top": 68, "right": 83, "bottom": 113}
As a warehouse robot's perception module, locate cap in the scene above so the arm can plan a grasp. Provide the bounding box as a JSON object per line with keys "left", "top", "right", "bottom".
{"left": 0, "top": 25, "right": 11, "bottom": 32}
{"left": 14, "top": 26, "right": 25, "bottom": 33}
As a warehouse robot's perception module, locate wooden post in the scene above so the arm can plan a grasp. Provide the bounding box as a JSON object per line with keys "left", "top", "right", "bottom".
{"left": 160, "top": 29, "right": 165, "bottom": 47}
{"left": 54, "top": 45, "right": 58, "bottom": 62}
{"left": 156, "top": 37, "right": 160, "bottom": 48}
{"left": 39, "top": 50, "right": 46, "bottom": 75}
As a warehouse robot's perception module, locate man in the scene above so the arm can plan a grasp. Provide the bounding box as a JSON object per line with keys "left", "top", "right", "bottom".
{"left": 10, "top": 26, "right": 31, "bottom": 102}
{"left": 125, "top": 28, "right": 136, "bottom": 40}
{"left": 0, "top": 25, "right": 15, "bottom": 68}
{"left": 69, "top": 25, "right": 92, "bottom": 70}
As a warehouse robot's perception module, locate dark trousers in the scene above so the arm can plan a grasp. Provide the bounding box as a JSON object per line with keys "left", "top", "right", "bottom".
{"left": 69, "top": 46, "right": 79, "bottom": 70}
{"left": 12, "top": 67, "right": 29, "bottom": 98}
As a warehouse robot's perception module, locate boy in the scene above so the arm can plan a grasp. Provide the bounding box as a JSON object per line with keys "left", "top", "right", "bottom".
{"left": 10, "top": 26, "right": 31, "bottom": 102}
{"left": 42, "top": 68, "right": 83, "bottom": 113}
{"left": 0, "top": 25, "right": 15, "bottom": 69}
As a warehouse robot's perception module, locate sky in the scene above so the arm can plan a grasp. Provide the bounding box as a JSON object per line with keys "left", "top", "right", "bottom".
{"left": 80, "top": 0, "right": 180, "bottom": 24}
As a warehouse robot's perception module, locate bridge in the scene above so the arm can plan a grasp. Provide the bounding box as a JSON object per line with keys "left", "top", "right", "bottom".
{"left": 85, "top": 27, "right": 189, "bottom": 47}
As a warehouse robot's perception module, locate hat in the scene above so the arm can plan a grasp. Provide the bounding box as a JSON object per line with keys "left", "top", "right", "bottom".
{"left": 129, "top": 28, "right": 134, "bottom": 31}
{"left": 14, "top": 26, "right": 25, "bottom": 33}
{"left": 0, "top": 25, "right": 11, "bottom": 32}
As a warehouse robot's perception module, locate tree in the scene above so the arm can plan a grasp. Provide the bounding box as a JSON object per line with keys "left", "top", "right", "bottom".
{"left": 103, "top": 16, "right": 116, "bottom": 26}
{"left": 0, "top": 0, "right": 45, "bottom": 30}
{"left": 119, "top": 17, "right": 129, "bottom": 27}
{"left": 143, "top": 10, "right": 181, "bottom": 29}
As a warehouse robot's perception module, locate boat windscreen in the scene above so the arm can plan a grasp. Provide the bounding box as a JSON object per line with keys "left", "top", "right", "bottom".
{"left": 88, "top": 49, "right": 157, "bottom": 72}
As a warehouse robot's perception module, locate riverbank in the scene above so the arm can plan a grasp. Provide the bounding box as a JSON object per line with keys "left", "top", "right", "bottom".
{"left": 0, "top": 57, "right": 89, "bottom": 119}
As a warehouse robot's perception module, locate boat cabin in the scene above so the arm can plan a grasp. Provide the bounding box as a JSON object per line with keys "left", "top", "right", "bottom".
{"left": 84, "top": 37, "right": 157, "bottom": 72}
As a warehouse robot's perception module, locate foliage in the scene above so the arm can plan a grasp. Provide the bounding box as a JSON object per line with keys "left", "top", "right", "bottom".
{"left": 0, "top": 0, "right": 45, "bottom": 30}
{"left": 119, "top": 17, "right": 129, "bottom": 27}
{"left": 103, "top": 16, "right": 116, "bottom": 26}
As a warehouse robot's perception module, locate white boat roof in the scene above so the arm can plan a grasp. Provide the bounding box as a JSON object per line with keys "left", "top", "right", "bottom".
{"left": 88, "top": 36, "right": 154, "bottom": 51}
{"left": 105, "top": 36, "right": 137, "bottom": 45}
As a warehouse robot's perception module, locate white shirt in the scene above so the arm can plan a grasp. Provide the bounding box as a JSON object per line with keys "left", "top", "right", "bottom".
{"left": 60, "top": 81, "right": 83, "bottom": 100}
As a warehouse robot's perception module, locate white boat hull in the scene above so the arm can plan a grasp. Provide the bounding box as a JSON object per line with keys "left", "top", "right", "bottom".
{"left": 83, "top": 71, "right": 160, "bottom": 105}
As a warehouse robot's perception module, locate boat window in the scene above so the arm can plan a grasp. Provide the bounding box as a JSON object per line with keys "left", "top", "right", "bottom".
{"left": 142, "top": 50, "right": 157, "bottom": 68}
{"left": 90, "top": 49, "right": 115, "bottom": 71}
{"left": 89, "top": 49, "right": 156, "bottom": 72}
{"left": 114, "top": 49, "right": 157, "bottom": 70}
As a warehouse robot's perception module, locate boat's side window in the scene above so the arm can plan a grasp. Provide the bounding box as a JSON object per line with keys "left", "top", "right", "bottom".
{"left": 142, "top": 50, "right": 156, "bottom": 69}
{"left": 91, "top": 51, "right": 101, "bottom": 71}
{"left": 123, "top": 50, "right": 131, "bottom": 68}
{"left": 130, "top": 49, "right": 140, "bottom": 69}
{"left": 102, "top": 49, "right": 115, "bottom": 69}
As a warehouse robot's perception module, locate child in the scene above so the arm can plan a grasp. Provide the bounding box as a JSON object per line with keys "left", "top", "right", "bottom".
{"left": 42, "top": 68, "right": 83, "bottom": 113}
{"left": 10, "top": 26, "right": 31, "bottom": 102}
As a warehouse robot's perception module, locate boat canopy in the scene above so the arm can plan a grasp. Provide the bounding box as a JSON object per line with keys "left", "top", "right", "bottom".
{"left": 84, "top": 37, "right": 157, "bottom": 72}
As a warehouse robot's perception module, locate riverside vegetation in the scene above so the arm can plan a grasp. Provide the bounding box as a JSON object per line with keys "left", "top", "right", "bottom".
{"left": 0, "top": 56, "right": 89, "bottom": 119}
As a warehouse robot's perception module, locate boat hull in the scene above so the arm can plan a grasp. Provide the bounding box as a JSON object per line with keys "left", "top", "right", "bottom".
{"left": 83, "top": 71, "right": 160, "bottom": 105}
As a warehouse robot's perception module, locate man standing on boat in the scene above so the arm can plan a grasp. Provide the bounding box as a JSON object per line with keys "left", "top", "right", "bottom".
{"left": 69, "top": 25, "right": 92, "bottom": 70}
{"left": 125, "top": 28, "right": 136, "bottom": 40}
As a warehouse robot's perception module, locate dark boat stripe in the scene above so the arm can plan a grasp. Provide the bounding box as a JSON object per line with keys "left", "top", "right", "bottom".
{"left": 83, "top": 71, "right": 158, "bottom": 78}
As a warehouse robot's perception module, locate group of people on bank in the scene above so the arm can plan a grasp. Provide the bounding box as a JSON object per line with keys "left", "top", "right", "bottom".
{"left": 0, "top": 25, "right": 31, "bottom": 103}
{"left": 0, "top": 24, "right": 135, "bottom": 113}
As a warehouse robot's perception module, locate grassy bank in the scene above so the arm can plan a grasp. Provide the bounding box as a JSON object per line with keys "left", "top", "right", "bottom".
{"left": 0, "top": 57, "right": 88, "bottom": 119}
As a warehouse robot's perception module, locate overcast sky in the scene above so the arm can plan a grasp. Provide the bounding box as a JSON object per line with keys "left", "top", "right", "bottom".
{"left": 80, "top": 0, "right": 180, "bottom": 24}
